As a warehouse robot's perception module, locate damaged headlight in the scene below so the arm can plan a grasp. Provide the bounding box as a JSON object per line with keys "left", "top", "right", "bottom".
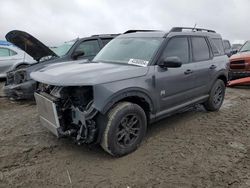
{"left": 6, "top": 71, "right": 15, "bottom": 85}
{"left": 14, "top": 70, "right": 27, "bottom": 84}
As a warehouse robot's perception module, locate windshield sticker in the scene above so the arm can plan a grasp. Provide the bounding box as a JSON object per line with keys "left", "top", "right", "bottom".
{"left": 128, "top": 59, "right": 149, "bottom": 67}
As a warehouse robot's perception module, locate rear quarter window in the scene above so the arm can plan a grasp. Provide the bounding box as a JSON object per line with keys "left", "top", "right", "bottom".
{"left": 212, "top": 38, "right": 225, "bottom": 55}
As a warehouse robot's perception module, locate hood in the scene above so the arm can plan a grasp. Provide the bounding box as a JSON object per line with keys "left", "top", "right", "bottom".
{"left": 5, "top": 30, "right": 58, "bottom": 61}
{"left": 230, "top": 51, "right": 250, "bottom": 61}
{"left": 31, "top": 61, "right": 149, "bottom": 86}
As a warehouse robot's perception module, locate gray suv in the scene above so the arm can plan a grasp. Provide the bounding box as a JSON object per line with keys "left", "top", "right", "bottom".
{"left": 31, "top": 27, "right": 229, "bottom": 157}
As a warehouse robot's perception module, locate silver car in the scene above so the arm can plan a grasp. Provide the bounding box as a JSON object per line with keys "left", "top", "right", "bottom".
{"left": 0, "top": 41, "right": 34, "bottom": 78}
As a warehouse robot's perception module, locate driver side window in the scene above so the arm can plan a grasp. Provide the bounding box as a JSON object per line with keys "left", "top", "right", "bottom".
{"left": 161, "top": 37, "right": 189, "bottom": 64}
{"left": 75, "top": 40, "right": 100, "bottom": 57}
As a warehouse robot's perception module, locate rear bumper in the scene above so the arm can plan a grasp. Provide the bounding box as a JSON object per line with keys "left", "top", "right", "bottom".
{"left": 3, "top": 80, "right": 37, "bottom": 100}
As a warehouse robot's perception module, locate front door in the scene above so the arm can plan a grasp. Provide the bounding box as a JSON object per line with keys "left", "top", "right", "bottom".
{"left": 73, "top": 39, "right": 101, "bottom": 60}
{"left": 154, "top": 36, "right": 196, "bottom": 112}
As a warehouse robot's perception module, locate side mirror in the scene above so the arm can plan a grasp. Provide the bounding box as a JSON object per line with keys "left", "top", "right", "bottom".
{"left": 72, "top": 50, "right": 85, "bottom": 60}
{"left": 158, "top": 57, "right": 182, "bottom": 68}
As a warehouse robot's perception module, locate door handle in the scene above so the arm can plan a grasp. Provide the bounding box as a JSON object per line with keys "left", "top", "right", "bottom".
{"left": 210, "top": 65, "right": 217, "bottom": 69}
{"left": 184, "top": 69, "right": 193, "bottom": 75}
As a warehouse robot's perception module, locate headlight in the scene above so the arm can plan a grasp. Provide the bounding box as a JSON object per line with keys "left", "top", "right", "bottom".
{"left": 14, "top": 70, "right": 27, "bottom": 84}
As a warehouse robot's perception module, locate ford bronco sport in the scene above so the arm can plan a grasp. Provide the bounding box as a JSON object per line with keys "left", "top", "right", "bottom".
{"left": 31, "top": 27, "right": 229, "bottom": 156}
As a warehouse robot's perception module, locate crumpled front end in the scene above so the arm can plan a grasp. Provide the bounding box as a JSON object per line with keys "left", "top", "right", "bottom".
{"left": 4, "top": 70, "right": 36, "bottom": 100}
{"left": 34, "top": 84, "right": 98, "bottom": 145}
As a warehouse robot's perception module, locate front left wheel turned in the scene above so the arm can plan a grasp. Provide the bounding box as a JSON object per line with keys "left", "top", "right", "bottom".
{"left": 100, "top": 102, "right": 147, "bottom": 157}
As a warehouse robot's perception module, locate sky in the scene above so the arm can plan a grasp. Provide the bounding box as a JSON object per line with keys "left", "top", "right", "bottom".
{"left": 0, "top": 0, "right": 249, "bottom": 46}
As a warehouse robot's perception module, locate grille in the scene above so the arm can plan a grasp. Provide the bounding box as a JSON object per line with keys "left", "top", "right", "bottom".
{"left": 230, "top": 60, "right": 246, "bottom": 69}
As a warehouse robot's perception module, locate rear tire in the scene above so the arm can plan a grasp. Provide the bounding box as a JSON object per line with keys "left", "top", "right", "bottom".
{"left": 101, "top": 102, "right": 147, "bottom": 157}
{"left": 204, "top": 79, "right": 225, "bottom": 111}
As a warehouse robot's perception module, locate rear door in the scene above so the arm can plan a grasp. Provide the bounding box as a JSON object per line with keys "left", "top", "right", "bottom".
{"left": 189, "top": 36, "right": 214, "bottom": 95}
{"left": 154, "top": 36, "right": 197, "bottom": 111}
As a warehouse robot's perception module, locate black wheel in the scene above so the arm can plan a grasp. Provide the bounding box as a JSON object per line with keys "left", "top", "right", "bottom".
{"left": 204, "top": 79, "right": 225, "bottom": 111}
{"left": 101, "top": 102, "right": 147, "bottom": 157}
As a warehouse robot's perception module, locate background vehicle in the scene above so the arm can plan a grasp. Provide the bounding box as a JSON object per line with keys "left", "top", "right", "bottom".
{"left": 31, "top": 27, "right": 229, "bottom": 157}
{"left": 223, "top": 39, "right": 232, "bottom": 57}
{"left": 0, "top": 40, "right": 34, "bottom": 78}
{"left": 229, "top": 40, "right": 250, "bottom": 80}
{"left": 231, "top": 43, "right": 243, "bottom": 54}
{"left": 4, "top": 30, "right": 118, "bottom": 100}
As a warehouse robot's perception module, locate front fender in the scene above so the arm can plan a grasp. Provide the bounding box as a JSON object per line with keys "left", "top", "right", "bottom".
{"left": 93, "top": 87, "right": 155, "bottom": 114}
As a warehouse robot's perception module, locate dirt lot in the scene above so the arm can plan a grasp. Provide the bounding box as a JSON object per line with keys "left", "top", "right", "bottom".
{"left": 1, "top": 81, "right": 250, "bottom": 188}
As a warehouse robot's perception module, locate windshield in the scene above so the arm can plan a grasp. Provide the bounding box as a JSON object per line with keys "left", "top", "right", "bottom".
{"left": 232, "top": 44, "right": 242, "bottom": 50}
{"left": 93, "top": 37, "right": 163, "bottom": 65}
{"left": 51, "top": 40, "right": 76, "bottom": 56}
{"left": 239, "top": 41, "right": 250, "bottom": 52}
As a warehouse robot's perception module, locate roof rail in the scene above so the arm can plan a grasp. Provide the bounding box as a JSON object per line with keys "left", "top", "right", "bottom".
{"left": 124, "top": 30, "right": 161, "bottom": 34}
{"left": 91, "top": 34, "right": 120, "bottom": 37}
{"left": 170, "top": 27, "right": 216, "bottom": 33}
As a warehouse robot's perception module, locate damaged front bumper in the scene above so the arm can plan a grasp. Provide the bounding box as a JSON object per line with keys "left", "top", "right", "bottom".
{"left": 229, "top": 71, "right": 250, "bottom": 80}
{"left": 34, "top": 92, "right": 98, "bottom": 144}
{"left": 4, "top": 80, "right": 37, "bottom": 100}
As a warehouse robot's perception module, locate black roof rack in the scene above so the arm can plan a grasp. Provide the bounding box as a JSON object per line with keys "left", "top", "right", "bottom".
{"left": 170, "top": 27, "right": 216, "bottom": 33}
{"left": 91, "top": 34, "right": 120, "bottom": 37}
{"left": 124, "top": 30, "right": 161, "bottom": 34}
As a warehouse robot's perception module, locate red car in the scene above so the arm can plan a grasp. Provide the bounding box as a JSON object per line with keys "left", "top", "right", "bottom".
{"left": 229, "top": 41, "right": 250, "bottom": 80}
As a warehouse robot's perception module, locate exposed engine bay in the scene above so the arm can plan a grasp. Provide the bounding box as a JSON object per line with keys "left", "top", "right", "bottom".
{"left": 37, "top": 84, "right": 98, "bottom": 145}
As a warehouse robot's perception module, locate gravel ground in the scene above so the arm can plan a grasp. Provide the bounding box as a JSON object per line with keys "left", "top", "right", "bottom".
{"left": 1, "top": 80, "right": 250, "bottom": 188}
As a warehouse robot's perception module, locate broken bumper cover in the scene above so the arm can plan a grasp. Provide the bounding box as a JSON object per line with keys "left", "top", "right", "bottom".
{"left": 34, "top": 91, "right": 98, "bottom": 143}
{"left": 4, "top": 80, "right": 37, "bottom": 100}
{"left": 229, "top": 71, "right": 250, "bottom": 80}
{"left": 34, "top": 92, "right": 60, "bottom": 137}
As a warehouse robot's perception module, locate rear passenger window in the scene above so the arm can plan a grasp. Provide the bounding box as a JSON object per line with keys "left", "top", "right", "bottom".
{"left": 162, "top": 37, "right": 189, "bottom": 64}
{"left": 191, "top": 37, "right": 210, "bottom": 61}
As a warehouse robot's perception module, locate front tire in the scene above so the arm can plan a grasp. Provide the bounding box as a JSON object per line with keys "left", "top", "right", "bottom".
{"left": 101, "top": 102, "right": 147, "bottom": 157}
{"left": 204, "top": 79, "right": 225, "bottom": 111}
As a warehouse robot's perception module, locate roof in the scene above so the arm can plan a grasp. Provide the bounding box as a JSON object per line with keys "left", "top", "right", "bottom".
{"left": 118, "top": 32, "right": 166, "bottom": 38}
{"left": 119, "top": 27, "right": 222, "bottom": 39}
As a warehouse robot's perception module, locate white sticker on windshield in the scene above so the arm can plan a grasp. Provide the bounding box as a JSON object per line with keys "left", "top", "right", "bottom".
{"left": 128, "top": 59, "right": 149, "bottom": 67}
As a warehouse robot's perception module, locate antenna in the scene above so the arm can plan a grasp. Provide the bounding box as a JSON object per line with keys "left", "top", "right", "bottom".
{"left": 192, "top": 23, "right": 197, "bottom": 31}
